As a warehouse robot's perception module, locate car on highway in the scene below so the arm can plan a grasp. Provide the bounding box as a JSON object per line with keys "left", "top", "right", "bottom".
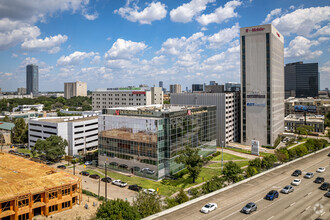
{"left": 316, "top": 167, "right": 325, "bottom": 173}
{"left": 89, "top": 174, "right": 100, "bottom": 179}
{"left": 291, "top": 179, "right": 301, "bottom": 186}
{"left": 79, "top": 171, "right": 89, "bottom": 176}
{"left": 265, "top": 190, "right": 279, "bottom": 200}
{"left": 241, "top": 202, "right": 257, "bottom": 214}
{"left": 85, "top": 161, "right": 93, "bottom": 165}
{"left": 325, "top": 190, "right": 330, "bottom": 198}
{"left": 292, "top": 169, "right": 302, "bottom": 176}
{"left": 319, "top": 182, "right": 330, "bottom": 190}
{"left": 101, "top": 177, "right": 112, "bottom": 183}
{"left": 281, "top": 185, "right": 294, "bottom": 194}
{"left": 304, "top": 172, "right": 314, "bottom": 179}
{"left": 128, "top": 184, "right": 142, "bottom": 192}
{"left": 57, "top": 165, "right": 66, "bottom": 169}
{"left": 314, "top": 177, "right": 325, "bottom": 184}
{"left": 143, "top": 188, "right": 156, "bottom": 194}
{"left": 112, "top": 180, "right": 127, "bottom": 187}
{"left": 200, "top": 203, "right": 217, "bottom": 214}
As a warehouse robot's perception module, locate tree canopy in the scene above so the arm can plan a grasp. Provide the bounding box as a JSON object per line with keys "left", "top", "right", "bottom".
{"left": 96, "top": 199, "right": 140, "bottom": 220}
{"left": 13, "top": 118, "right": 28, "bottom": 144}
{"left": 222, "top": 161, "right": 243, "bottom": 184}
{"left": 175, "top": 146, "right": 205, "bottom": 183}
{"left": 133, "top": 192, "right": 163, "bottom": 218}
{"left": 32, "top": 135, "right": 67, "bottom": 161}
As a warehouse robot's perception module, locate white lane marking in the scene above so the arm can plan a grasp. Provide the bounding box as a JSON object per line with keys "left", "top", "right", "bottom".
{"left": 305, "top": 205, "right": 311, "bottom": 210}
{"left": 255, "top": 198, "right": 263, "bottom": 203}
{"left": 290, "top": 202, "right": 295, "bottom": 207}
{"left": 242, "top": 211, "right": 258, "bottom": 220}
{"left": 219, "top": 210, "right": 238, "bottom": 220}
{"left": 267, "top": 216, "right": 274, "bottom": 220}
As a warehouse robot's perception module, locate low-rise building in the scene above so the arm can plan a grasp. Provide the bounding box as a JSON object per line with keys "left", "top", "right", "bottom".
{"left": 285, "top": 97, "right": 330, "bottom": 116}
{"left": 98, "top": 104, "right": 217, "bottom": 180}
{"left": 92, "top": 87, "right": 163, "bottom": 110}
{"left": 284, "top": 114, "right": 324, "bottom": 133}
{"left": 29, "top": 115, "right": 98, "bottom": 156}
{"left": 0, "top": 93, "right": 33, "bottom": 100}
{"left": 13, "top": 104, "right": 44, "bottom": 112}
{"left": 0, "top": 152, "right": 82, "bottom": 220}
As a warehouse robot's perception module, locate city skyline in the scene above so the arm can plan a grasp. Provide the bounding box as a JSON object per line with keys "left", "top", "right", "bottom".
{"left": 0, "top": 0, "right": 329, "bottom": 91}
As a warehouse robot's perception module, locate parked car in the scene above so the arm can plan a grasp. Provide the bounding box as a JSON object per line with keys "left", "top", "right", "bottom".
{"left": 24, "top": 153, "right": 30, "bottom": 158}
{"left": 128, "top": 184, "right": 142, "bottom": 192}
{"left": 325, "top": 190, "right": 330, "bottom": 198}
{"left": 200, "top": 203, "right": 217, "bottom": 214}
{"left": 80, "top": 171, "right": 89, "bottom": 176}
{"left": 316, "top": 167, "right": 325, "bottom": 173}
{"left": 57, "top": 165, "right": 66, "bottom": 169}
{"left": 265, "top": 190, "right": 279, "bottom": 200}
{"left": 89, "top": 174, "right": 100, "bottom": 179}
{"left": 141, "top": 168, "right": 155, "bottom": 175}
{"left": 109, "top": 162, "right": 118, "bottom": 167}
{"left": 292, "top": 169, "right": 302, "bottom": 176}
{"left": 314, "top": 177, "right": 325, "bottom": 184}
{"left": 143, "top": 189, "right": 156, "bottom": 194}
{"left": 304, "top": 172, "right": 314, "bottom": 179}
{"left": 85, "top": 161, "right": 93, "bottom": 165}
{"left": 281, "top": 185, "right": 294, "bottom": 194}
{"left": 241, "top": 202, "right": 257, "bottom": 214}
{"left": 291, "top": 179, "right": 301, "bottom": 186}
{"left": 8, "top": 150, "right": 15, "bottom": 154}
{"left": 101, "top": 177, "right": 112, "bottom": 183}
{"left": 132, "top": 166, "right": 140, "bottom": 172}
{"left": 112, "top": 180, "right": 127, "bottom": 187}
{"left": 119, "top": 164, "right": 128, "bottom": 169}
{"left": 320, "top": 182, "right": 330, "bottom": 190}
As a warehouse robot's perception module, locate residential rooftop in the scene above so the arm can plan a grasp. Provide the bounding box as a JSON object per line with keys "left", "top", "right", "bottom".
{"left": 31, "top": 115, "right": 98, "bottom": 123}
{"left": 0, "top": 152, "right": 81, "bottom": 202}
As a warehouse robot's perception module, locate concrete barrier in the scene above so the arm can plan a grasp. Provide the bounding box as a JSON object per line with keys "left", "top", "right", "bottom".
{"left": 144, "top": 146, "right": 330, "bottom": 219}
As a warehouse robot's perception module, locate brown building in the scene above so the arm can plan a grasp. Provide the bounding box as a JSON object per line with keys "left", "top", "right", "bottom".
{"left": 0, "top": 153, "right": 82, "bottom": 220}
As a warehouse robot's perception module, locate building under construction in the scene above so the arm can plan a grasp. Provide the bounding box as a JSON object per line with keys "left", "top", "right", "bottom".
{"left": 0, "top": 152, "right": 82, "bottom": 220}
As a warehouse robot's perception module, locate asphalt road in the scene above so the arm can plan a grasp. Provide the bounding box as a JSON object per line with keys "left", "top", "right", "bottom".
{"left": 156, "top": 149, "right": 330, "bottom": 220}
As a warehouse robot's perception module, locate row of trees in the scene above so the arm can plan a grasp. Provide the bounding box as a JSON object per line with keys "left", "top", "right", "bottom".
{"left": 0, "top": 96, "right": 92, "bottom": 112}
{"left": 246, "top": 155, "right": 277, "bottom": 177}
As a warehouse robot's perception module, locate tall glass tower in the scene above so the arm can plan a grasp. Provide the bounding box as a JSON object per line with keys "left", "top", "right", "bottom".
{"left": 26, "top": 64, "right": 39, "bottom": 95}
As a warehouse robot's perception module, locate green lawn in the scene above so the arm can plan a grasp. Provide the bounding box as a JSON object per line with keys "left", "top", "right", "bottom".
{"left": 17, "top": 148, "right": 31, "bottom": 155}
{"left": 212, "top": 152, "right": 246, "bottom": 161}
{"left": 208, "top": 160, "right": 249, "bottom": 168}
{"left": 86, "top": 167, "right": 220, "bottom": 197}
{"left": 224, "top": 148, "right": 273, "bottom": 157}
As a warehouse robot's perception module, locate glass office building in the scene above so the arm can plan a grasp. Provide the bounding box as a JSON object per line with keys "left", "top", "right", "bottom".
{"left": 26, "top": 64, "right": 39, "bottom": 95}
{"left": 98, "top": 104, "right": 216, "bottom": 180}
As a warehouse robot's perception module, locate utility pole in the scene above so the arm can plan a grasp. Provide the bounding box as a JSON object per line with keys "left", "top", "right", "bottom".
{"left": 221, "top": 141, "right": 224, "bottom": 172}
{"left": 105, "top": 162, "right": 107, "bottom": 201}
{"left": 73, "top": 162, "right": 75, "bottom": 175}
{"left": 98, "top": 178, "right": 100, "bottom": 199}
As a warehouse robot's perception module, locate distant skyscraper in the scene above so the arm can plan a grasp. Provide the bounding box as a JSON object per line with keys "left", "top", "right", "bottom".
{"left": 159, "top": 81, "right": 163, "bottom": 88}
{"left": 240, "top": 24, "right": 284, "bottom": 146}
{"left": 225, "top": 82, "right": 240, "bottom": 91}
{"left": 26, "top": 64, "right": 38, "bottom": 95}
{"left": 284, "top": 62, "right": 318, "bottom": 98}
{"left": 209, "top": 81, "right": 216, "bottom": 86}
{"left": 192, "top": 84, "right": 204, "bottom": 92}
{"left": 170, "top": 84, "right": 181, "bottom": 93}
{"left": 17, "top": 88, "right": 27, "bottom": 95}
{"left": 64, "top": 81, "right": 87, "bottom": 99}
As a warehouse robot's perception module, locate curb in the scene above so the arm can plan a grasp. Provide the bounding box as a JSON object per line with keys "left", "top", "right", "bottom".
{"left": 144, "top": 146, "right": 330, "bottom": 220}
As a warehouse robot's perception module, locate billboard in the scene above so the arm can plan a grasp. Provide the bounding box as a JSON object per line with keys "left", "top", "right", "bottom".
{"left": 294, "top": 105, "right": 316, "bottom": 113}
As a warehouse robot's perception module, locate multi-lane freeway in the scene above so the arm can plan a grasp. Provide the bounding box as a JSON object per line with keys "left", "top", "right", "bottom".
{"left": 152, "top": 148, "right": 330, "bottom": 220}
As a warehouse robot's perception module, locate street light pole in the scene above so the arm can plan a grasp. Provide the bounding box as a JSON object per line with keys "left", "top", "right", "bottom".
{"left": 105, "top": 162, "right": 107, "bottom": 201}
{"left": 221, "top": 141, "right": 224, "bottom": 172}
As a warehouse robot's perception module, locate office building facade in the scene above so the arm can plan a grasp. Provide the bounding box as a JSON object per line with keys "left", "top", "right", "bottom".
{"left": 26, "top": 64, "right": 39, "bottom": 95}
{"left": 285, "top": 62, "right": 318, "bottom": 99}
{"left": 171, "top": 92, "right": 240, "bottom": 145}
{"left": 64, "top": 81, "right": 87, "bottom": 99}
{"left": 225, "top": 82, "right": 241, "bottom": 92}
{"left": 170, "top": 84, "right": 182, "bottom": 93}
{"left": 240, "top": 24, "right": 284, "bottom": 146}
{"left": 98, "top": 105, "right": 216, "bottom": 180}
{"left": 92, "top": 87, "right": 163, "bottom": 110}
{"left": 29, "top": 116, "right": 98, "bottom": 156}
{"left": 17, "top": 87, "right": 27, "bottom": 95}
{"left": 192, "top": 84, "right": 204, "bottom": 92}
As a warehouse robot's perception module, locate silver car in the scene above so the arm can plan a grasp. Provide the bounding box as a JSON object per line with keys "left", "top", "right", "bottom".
{"left": 304, "top": 172, "right": 314, "bottom": 179}
{"left": 281, "top": 185, "right": 294, "bottom": 194}
{"left": 241, "top": 202, "right": 257, "bottom": 214}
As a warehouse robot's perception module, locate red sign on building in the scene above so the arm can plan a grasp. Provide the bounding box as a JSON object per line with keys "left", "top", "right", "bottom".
{"left": 115, "top": 110, "right": 120, "bottom": 115}
{"left": 132, "top": 91, "right": 146, "bottom": 95}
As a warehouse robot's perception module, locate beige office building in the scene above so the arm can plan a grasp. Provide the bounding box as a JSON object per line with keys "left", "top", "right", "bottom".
{"left": 240, "top": 24, "right": 284, "bottom": 146}
{"left": 64, "top": 81, "right": 87, "bottom": 99}
{"left": 170, "top": 84, "right": 182, "bottom": 93}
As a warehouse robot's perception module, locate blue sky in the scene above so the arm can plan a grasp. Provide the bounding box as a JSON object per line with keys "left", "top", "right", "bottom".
{"left": 0, "top": 0, "right": 329, "bottom": 92}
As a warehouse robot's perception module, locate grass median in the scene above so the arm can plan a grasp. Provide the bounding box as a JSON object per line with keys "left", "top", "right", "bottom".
{"left": 212, "top": 152, "right": 246, "bottom": 161}
{"left": 224, "top": 147, "right": 273, "bottom": 157}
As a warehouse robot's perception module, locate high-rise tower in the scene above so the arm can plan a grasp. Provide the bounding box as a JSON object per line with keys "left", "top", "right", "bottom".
{"left": 26, "top": 64, "right": 39, "bottom": 95}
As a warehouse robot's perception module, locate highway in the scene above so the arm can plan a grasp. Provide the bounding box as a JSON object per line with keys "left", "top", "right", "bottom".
{"left": 155, "top": 149, "right": 330, "bottom": 220}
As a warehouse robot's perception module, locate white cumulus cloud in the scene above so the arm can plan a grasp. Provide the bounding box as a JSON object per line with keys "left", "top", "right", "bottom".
{"left": 21, "top": 34, "right": 68, "bottom": 53}
{"left": 104, "top": 39, "right": 147, "bottom": 60}
{"left": 284, "top": 36, "right": 322, "bottom": 60}
{"left": 262, "top": 8, "right": 282, "bottom": 24}
{"left": 196, "top": 0, "right": 242, "bottom": 26}
{"left": 272, "top": 6, "right": 330, "bottom": 36}
{"left": 208, "top": 23, "right": 240, "bottom": 49}
{"left": 114, "top": 1, "right": 167, "bottom": 24}
{"left": 170, "top": 0, "right": 215, "bottom": 23}
{"left": 57, "top": 51, "right": 98, "bottom": 66}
